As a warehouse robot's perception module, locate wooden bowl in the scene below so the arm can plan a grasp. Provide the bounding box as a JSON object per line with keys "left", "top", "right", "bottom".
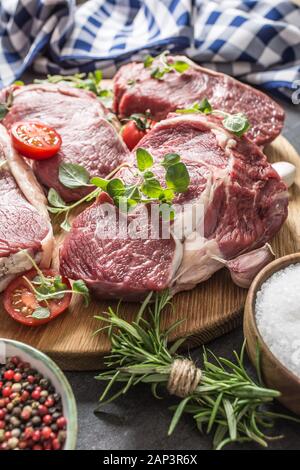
{"left": 244, "top": 252, "right": 300, "bottom": 415}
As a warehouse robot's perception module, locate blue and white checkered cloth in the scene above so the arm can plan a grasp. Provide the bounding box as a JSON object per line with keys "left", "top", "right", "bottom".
{"left": 0, "top": 0, "right": 299, "bottom": 100}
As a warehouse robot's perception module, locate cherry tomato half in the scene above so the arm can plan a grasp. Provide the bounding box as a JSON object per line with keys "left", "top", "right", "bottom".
{"left": 3, "top": 269, "right": 72, "bottom": 326}
{"left": 11, "top": 121, "right": 62, "bottom": 160}
{"left": 122, "top": 118, "right": 155, "bottom": 151}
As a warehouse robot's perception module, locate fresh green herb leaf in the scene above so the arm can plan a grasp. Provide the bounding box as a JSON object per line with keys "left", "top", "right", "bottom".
{"left": 72, "top": 280, "right": 90, "bottom": 306}
{"left": 146, "top": 53, "right": 189, "bottom": 80}
{"left": 93, "top": 70, "right": 103, "bottom": 84}
{"left": 31, "top": 307, "right": 51, "bottom": 320}
{"left": 176, "top": 98, "right": 212, "bottom": 115}
{"left": 60, "top": 218, "right": 71, "bottom": 232}
{"left": 47, "top": 188, "right": 67, "bottom": 208}
{"left": 0, "top": 104, "right": 9, "bottom": 121}
{"left": 107, "top": 178, "right": 125, "bottom": 199}
{"left": 159, "top": 188, "right": 175, "bottom": 203}
{"left": 143, "top": 55, "right": 154, "bottom": 68}
{"left": 151, "top": 67, "right": 168, "bottom": 80}
{"left": 166, "top": 162, "right": 190, "bottom": 193}
{"left": 172, "top": 60, "right": 190, "bottom": 73}
{"left": 90, "top": 177, "right": 108, "bottom": 191}
{"left": 14, "top": 80, "right": 25, "bottom": 86}
{"left": 161, "top": 153, "right": 180, "bottom": 169}
{"left": 59, "top": 163, "right": 90, "bottom": 189}
{"left": 222, "top": 113, "right": 250, "bottom": 137}
{"left": 141, "top": 176, "right": 162, "bottom": 198}
{"left": 136, "top": 148, "right": 154, "bottom": 171}
{"left": 127, "top": 79, "right": 136, "bottom": 86}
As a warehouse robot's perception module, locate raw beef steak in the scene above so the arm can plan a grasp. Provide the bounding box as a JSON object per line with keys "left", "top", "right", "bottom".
{"left": 2, "top": 84, "right": 130, "bottom": 202}
{"left": 0, "top": 125, "right": 53, "bottom": 291}
{"left": 113, "top": 55, "right": 285, "bottom": 146}
{"left": 59, "top": 115, "right": 288, "bottom": 299}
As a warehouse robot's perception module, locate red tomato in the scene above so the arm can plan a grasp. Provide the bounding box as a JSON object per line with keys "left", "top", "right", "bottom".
{"left": 122, "top": 118, "right": 155, "bottom": 151}
{"left": 11, "top": 121, "right": 62, "bottom": 160}
{"left": 3, "top": 269, "right": 72, "bottom": 326}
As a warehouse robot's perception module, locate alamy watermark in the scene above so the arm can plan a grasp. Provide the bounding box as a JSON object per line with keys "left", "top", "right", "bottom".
{"left": 94, "top": 200, "right": 205, "bottom": 249}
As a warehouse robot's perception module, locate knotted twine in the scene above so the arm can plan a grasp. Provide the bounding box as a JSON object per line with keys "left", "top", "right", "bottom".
{"left": 167, "top": 358, "right": 202, "bottom": 398}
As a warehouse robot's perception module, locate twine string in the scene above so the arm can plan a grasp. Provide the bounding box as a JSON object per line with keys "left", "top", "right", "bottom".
{"left": 167, "top": 358, "right": 202, "bottom": 398}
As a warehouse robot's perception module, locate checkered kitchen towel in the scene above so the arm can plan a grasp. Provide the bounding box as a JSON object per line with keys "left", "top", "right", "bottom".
{"left": 0, "top": 0, "right": 299, "bottom": 100}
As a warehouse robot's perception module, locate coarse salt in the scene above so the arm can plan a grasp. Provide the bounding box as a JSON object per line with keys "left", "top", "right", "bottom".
{"left": 255, "top": 263, "right": 300, "bottom": 378}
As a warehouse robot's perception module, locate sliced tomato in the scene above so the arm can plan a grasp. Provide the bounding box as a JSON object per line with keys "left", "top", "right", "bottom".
{"left": 122, "top": 118, "right": 155, "bottom": 151}
{"left": 11, "top": 121, "right": 62, "bottom": 160}
{"left": 3, "top": 269, "right": 72, "bottom": 326}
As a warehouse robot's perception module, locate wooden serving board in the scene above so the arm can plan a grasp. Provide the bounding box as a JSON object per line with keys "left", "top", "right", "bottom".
{"left": 0, "top": 136, "right": 299, "bottom": 370}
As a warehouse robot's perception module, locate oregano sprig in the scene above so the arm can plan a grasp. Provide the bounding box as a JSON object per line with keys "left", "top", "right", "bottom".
{"left": 21, "top": 251, "right": 90, "bottom": 320}
{"left": 94, "top": 291, "right": 300, "bottom": 450}
{"left": 0, "top": 89, "right": 14, "bottom": 121}
{"left": 144, "top": 52, "right": 190, "bottom": 80}
{"left": 176, "top": 98, "right": 250, "bottom": 137}
{"left": 34, "top": 71, "right": 113, "bottom": 106}
{"left": 47, "top": 149, "right": 190, "bottom": 231}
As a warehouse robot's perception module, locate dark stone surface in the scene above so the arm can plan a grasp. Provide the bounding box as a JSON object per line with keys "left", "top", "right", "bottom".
{"left": 65, "top": 99, "right": 300, "bottom": 450}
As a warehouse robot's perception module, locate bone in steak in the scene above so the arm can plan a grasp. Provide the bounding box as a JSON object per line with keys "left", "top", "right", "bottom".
{"left": 60, "top": 115, "right": 288, "bottom": 300}
{"left": 2, "top": 84, "right": 130, "bottom": 202}
{"left": 113, "top": 55, "right": 285, "bottom": 146}
{"left": 0, "top": 125, "right": 53, "bottom": 291}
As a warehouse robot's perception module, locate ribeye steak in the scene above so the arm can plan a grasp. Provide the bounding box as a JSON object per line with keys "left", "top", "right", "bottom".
{"left": 2, "top": 84, "right": 130, "bottom": 202}
{"left": 60, "top": 115, "right": 288, "bottom": 300}
{"left": 0, "top": 125, "right": 53, "bottom": 291}
{"left": 113, "top": 55, "right": 285, "bottom": 146}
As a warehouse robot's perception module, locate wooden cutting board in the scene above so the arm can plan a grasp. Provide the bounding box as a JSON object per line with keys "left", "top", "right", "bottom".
{"left": 0, "top": 135, "right": 299, "bottom": 370}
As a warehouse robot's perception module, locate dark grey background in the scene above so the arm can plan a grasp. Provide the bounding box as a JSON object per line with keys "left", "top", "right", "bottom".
{"left": 64, "top": 100, "right": 300, "bottom": 450}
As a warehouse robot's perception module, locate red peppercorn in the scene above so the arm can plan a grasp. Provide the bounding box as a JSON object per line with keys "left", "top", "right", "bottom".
{"left": 38, "top": 405, "right": 48, "bottom": 416}
{"left": 32, "top": 430, "right": 41, "bottom": 442}
{"left": 4, "top": 431, "right": 11, "bottom": 440}
{"left": 11, "top": 356, "right": 20, "bottom": 365}
{"left": 31, "top": 389, "right": 41, "bottom": 400}
{"left": 27, "top": 375, "right": 36, "bottom": 384}
{"left": 45, "top": 397, "right": 54, "bottom": 408}
{"left": 20, "top": 390, "right": 29, "bottom": 402}
{"left": 2, "top": 386, "right": 11, "bottom": 398}
{"left": 41, "top": 426, "right": 52, "bottom": 440}
{"left": 13, "top": 372, "right": 22, "bottom": 382}
{"left": 52, "top": 438, "right": 61, "bottom": 450}
{"left": 0, "top": 420, "right": 5, "bottom": 429}
{"left": 56, "top": 416, "right": 67, "bottom": 429}
{"left": 4, "top": 370, "right": 14, "bottom": 380}
{"left": 42, "top": 414, "right": 52, "bottom": 425}
{"left": 18, "top": 441, "right": 27, "bottom": 450}
{"left": 24, "top": 427, "right": 33, "bottom": 439}
{"left": 33, "top": 444, "right": 43, "bottom": 450}
{"left": 21, "top": 409, "right": 31, "bottom": 421}
{"left": 0, "top": 409, "right": 6, "bottom": 419}
{"left": 0, "top": 399, "right": 5, "bottom": 408}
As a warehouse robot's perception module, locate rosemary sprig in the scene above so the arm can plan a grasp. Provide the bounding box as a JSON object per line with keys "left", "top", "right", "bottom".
{"left": 94, "top": 291, "right": 299, "bottom": 450}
